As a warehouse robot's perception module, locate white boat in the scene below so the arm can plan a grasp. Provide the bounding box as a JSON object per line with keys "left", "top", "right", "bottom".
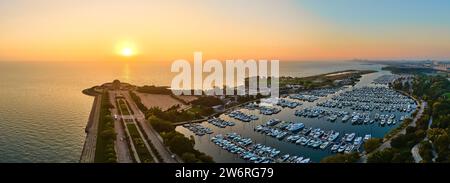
{"left": 363, "top": 134, "right": 371, "bottom": 141}
{"left": 328, "top": 132, "right": 340, "bottom": 142}
{"left": 353, "top": 137, "right": 362, "bottom": 145}
{"left": 346, "top": 133, "right": 356, "bottom": 142}
{"left": 344, "top": 145, "right": 354, "bottom": 154}
{"left": 331, "top": 144, "right": 339, "bottom": 152}
{"left": 342, "top": 115, "right": 350, "bottom": 122}
{"left": 320, "top": 141, "right": 330, "bottom": 149}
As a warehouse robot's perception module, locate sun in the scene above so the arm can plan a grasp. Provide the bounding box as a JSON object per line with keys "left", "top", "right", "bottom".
{"left": 121, "top": 47, "right": 134, "bottom": 57}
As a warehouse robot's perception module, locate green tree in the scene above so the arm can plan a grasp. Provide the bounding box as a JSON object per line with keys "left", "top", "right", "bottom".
{"left": 148, "top": 116, "right": 175, "bottom": 133}
{"left": 100, "top": 129, "right": 116, "bottom": 139}
{"left": 364, "top": 138, "right": 382, "bottom": 153}
{"left": 419, "top": 141, "right": 433, "bottom": 162}
{"left": 181, "top": 152, "right": 198, "bottom": 163}
{"left": 367, "top": 148, "right": 395, "bottom": 163}
{"left": 427, "top": 128, "right": 447, "bottom": 142}
{"left": 321, "top": 153, "right": 360, "bottom": 163}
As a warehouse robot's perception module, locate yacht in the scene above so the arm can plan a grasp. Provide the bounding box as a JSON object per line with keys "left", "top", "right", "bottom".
{"left": 353, "top": 137, "right": 362, "bottom": 146}
{"left": 328, "top": 132, "right": 340, "bottom": 142}
{"left": 387, "top": 118, "right": 392, "bottom": 125}
{"left": 363, "top": 134, "right": 371, "bottom": 142}
{"left": 300, "top": 158, "right": 311, "bottom": 163}
{"left": 331, "top": 144, "right": 339, "bottom": 152}
{"left": 346, "top": 133, "right": 356, "bottom": 142}
{"left": 286, "top": 123, "right": 305, "bottom": 132}
{"left": 380, "top": 119, "right": 386, "bottom": 126}
{"left": 266, "top": 119, "right": 281, "bottom": 126}
{"left": 337, "top": 144, "right": 347, "bottom": 153}
{"left": 344, "top": 144, "right": 354, "bottom": 154}
{"left": 342, "top": 115, "right": 350, "bottom": 122}
{"left": 301, "top": 138, "right": 311, "bottom": 146}
{"left": 320, "top": 141, "right": 330, "bottom": 150}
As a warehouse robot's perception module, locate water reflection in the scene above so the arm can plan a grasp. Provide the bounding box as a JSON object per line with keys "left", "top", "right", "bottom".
{"left": 123, "top": 64, "right": 130, "bottom": 82}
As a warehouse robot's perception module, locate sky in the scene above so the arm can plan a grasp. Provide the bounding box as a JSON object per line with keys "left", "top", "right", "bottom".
{"left": 0, "top": 0, "right": 449, "bottom": 62}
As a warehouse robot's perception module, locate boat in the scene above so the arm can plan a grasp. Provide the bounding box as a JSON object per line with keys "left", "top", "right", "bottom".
{"left": 294, "top": 157, "right": 304, "bottom": 163}
{"left": 346, "top": 133, "right": 356, "bottom": 142}
{"left": 296, "top": 137, "right": 306, "bottom": 145}
{"left": 363, "top": 117, "right": 370, "bottom": 124}
{"left": 300, "top": 158, "right": 311, "bottom": 163}
{"left": 363, "top": 134, "right": 371, "bottom": 141}
{"left": 328, "top": 132, "right": 340, "bottom": 142}
{"left": 344, "top": 144, "right": 354, "bottom": 154}
{"left": 342, "top": 115, "right": 350, "bottom": 122}
{"left": 280, "top": 154, "right": 290, "bottom": 162}
{"left": 320, "top": 141, "right": 330, "bottom": 149}
{"left": 276, "top": 132, "right": 288, "bottom": 140}
{"left": 266, "top": 119, "right": 281, "bottom": 126}
{"left": 331, "top": 144, "right": 339, "bottom": 152}
{"left": 307, "top": 139, "right": 315, "bottom": 147}
{"left": 337, "top": 144, "right": 346, "bottom": 153}
{"left": 286, "top": 123, "right": 305, "bottom": 132}
{"left": 387, "top": 118, "right": 392, "bottom": 125}
{"left": 312, "top": 140, "right": 322, "bottom": 148}
{"left": 353, "top": 137, "right": 362, "bottom": 146}
{"left": 300, "top": 127, "right": 312, "bottom": 136}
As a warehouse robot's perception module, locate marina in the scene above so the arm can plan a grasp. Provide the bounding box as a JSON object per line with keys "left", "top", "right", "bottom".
{"left": 182, "top": 123, "right": 213, "bottom": 136}
{"left": 254, "top": 120, "right": 369, "bottom": 154}
{"left": 211, "top": 133, "right": 311, "bottom": 163}
{"left": 175, "top": 69, "right": 417, "bottom": 163}
{"left": 227, "top": 110, "right": 259, "bottom": 122}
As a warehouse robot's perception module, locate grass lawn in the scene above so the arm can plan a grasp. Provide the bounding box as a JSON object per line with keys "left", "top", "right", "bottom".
{"left": 118, "top": 99, "right": 131, "bottom": 115}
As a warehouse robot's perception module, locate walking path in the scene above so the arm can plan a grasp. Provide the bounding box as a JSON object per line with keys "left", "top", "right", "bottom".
{"left": 411, "top": 116, "right": 438, "bottom": 163}
{"left": 109, "top": 92, "right": 133, "bottom": 163}
{"left": 79, "top": 95, "right": 101, "bottom": 163}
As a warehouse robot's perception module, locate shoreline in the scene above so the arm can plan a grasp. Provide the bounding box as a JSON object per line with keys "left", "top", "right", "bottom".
{"left": 79, "top": 69, "right": 378, "bottom": 163}
{"left": 79, "top": 94, "right": 101, "bottom": 163}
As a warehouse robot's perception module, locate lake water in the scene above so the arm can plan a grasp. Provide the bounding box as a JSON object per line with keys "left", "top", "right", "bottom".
{"left": 175, "top": 69, "right": 415, "bottom": 163}
{"left": 0, "top": 60, "right": 384, "bottom": 162}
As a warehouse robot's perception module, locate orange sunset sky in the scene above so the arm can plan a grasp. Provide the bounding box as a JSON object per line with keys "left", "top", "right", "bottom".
{"left": 1, "top": 0, "right": 450, "bottom": 62}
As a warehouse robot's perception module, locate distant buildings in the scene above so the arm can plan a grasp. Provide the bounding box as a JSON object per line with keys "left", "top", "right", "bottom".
{"left": 423, "top": 61, "right": 450, "bottom": 72}
{"left": 434, "top": 62, "right": 450, "bottom": 71}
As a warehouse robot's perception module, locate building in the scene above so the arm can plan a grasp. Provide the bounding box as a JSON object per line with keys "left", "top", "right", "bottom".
{"left": 433, "top": 61, "right": 450, "bottom": 72}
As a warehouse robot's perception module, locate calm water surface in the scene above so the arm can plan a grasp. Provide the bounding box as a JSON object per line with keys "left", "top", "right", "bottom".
{"left": 175, "top": 69, "right": 412, "bottom": 163}
{"left": 0, "top": 60, "right": 383, "bottom": 162}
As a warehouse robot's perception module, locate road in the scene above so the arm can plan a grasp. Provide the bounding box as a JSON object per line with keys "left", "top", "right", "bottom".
{"left": 119, "top": 99, "right": 159, "bottom": 163}
{"left": 122, "top": 91, "right": 180, "bottom": 163}
{"left": 360, "top": 100, "right": 426, "bottom": 163}
{"left": 79, "top": 95, "right": 101, "bottom": 163}
{"left": 109, "top": 92, "right": 133, "bottom": 163}
{"left": 411, "top": 116, "right": 437, "bottom": 163}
